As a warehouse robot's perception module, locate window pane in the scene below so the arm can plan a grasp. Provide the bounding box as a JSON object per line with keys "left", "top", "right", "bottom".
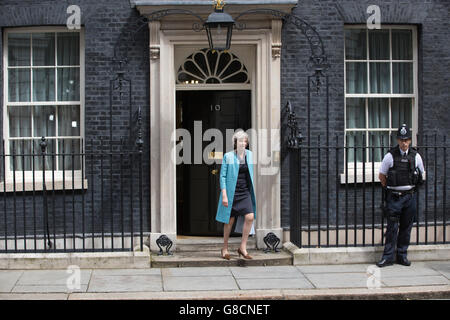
{"left": 33, "top": 68, "right": 55, "bottom": 101}
{"left": 57, "top": 68, "right": 80, "bottom": 101}
{"left": 8, "top": 33, "right": 30, "bottom": 66}
{"left": 9, "top": 140, "right": 32, "bottom": 171}
{"left": 222, "top": 72, "right": 248, "bottom": 83}
{"left": 221, "top": 60, "right": 242, "bottom": 79}
{"left": 32, "top": 33, "right": 55, "bottom": 66}
{"left": 58, "top": 105, "right": 80, "bottom": 136}
{"left": 178, "top": 72, "right": 201, "bottom": 84}
{"left": 346, "top": 98, "right": 365, "bottom": 128}
{"left": 346, "top": 62, "right": 367, "bottom": 93}
{"left": 33, "top": 139, "right": 55, "bottom": 171}
{"left": 392, "top": 29, "right": 412, "bottom": 60}
{"left": 370, "top": 62, "right": 390, "bottom": 93}
{"left": 368, "top": 131, "right": 390, "bottom": 162}
{"left": 369, "top": 29, "right": 389, "bottom": 60}
{"left": 346, "top": 132, "right": 364, "bottom": 163}
{"left": 217, "top": 51, "right": 231, "bottom": 73}
{"left": 193, "top": 52, "right": 207, "bottom": 74}
{"left": 345, "top": 29, "right": 367, "bottom": 60}
{"left": 391, "top": 98, "right": 412, "bottom": 129}
{"left": 206, "top": 49, "right": 219, "bottom": 73}
{"left": 393, "top": 62, "right": 413, "bottom": 93}
{"left": 8, "top": 69, "right": 31, "bottom": 102}
{"left": 8, "top": 106, "right": 31, "bottom": 137}
{"left": 57, "top": 33, "right": 80, "bottom": 66}
{"left": 34, "top": 106, "right": 56, "bottom": 137}
{"left": 368, "top": 98, "right": 389, "bottom": 128}
{"left": 184, "top": 61, "right": 205, "bottom": 79}
{"left": 58, "top": 139, "right": 81, "bottom": 170}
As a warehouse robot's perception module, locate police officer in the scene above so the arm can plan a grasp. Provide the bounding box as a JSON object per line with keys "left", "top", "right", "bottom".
{"left": 376, "top": 124, "right": 425, "bottom": 268}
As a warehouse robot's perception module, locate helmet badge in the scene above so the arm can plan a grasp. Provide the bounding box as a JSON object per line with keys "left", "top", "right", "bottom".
{"left": 400, "top": 127, "right": 407, "bottom": 135}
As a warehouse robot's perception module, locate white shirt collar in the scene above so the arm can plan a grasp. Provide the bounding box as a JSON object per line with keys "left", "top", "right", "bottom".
{"left": 399, "top": 146, "right": 408, "bottom": 156}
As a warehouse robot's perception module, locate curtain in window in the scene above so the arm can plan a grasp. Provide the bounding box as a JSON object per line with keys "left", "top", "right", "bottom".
{"left": 346, "top": 98, "right": 364, "bottom": 163}
{"left": 8, "top": 106, "right": 30, "bottom": 171}
{"left": 32, "top": 139, "right": 55, "bottom": 171}
{"left": 369, "top": 131, "right": 390, "bottom": 163}
{"left": 57, "top": 68, "right": 80, "bottom": 101}
{"left": 9, "top": 140, "right": 32, "bottom": 171}
{"left": 7, "top": 32, "right": 81, "bottom": 171}
{"left": 346, "top": 98, "right": 365, "bottom": 129}
{"left": 392, "top": 30, "right": 412, "bottom": 60}
{"left": 57, "top": 33, "right": 80, "bottom": 65}
{"left": 8, "top": 34, "right": 30, "bottom": 102}
{"left": 369, "top": 30, "right": 389, "bottom": 60}
{"left": 9, "top": 33, "right": 80, "bottom": 102}
{"left": 369, "top": 30, "right": 390, "bottom": 93}
{"left": 8, "top": 33, "right": 30, "bottom": 66}
{"left": 346, "top": 132, "right": 364, "bottom": 164}
{"left": 370, "top": 62, "right": 390, "bottom": 93}
{"left": 345, "top": 28, "right": 414, "bottom": 164}
{"left": 345, "top": 29, "right": 366, "bottom": 60}
{"left": 58, "top": 106, "right": 81, "bottom": 170}
{"left": 8, "top": 106, "right": 31, "bottom": 138}
{"left": 57, "top": 33, "right": 80, "bottom": 102}
{"left": 368, "top": 98, "right": 389, "bottom": 129}
{"left": 346, "top": 62, "right": 367, "bottom": 93}
{"left": 58, "top": 139, "right": 81, "bottom": 171}
{"left": 393, "top": 62, "right": 413, "bottom": 93}
{"left": 32, "top": 33, "right": 55, "bottom": 66}
{"left": 33, "top": 106, "right": 56, "bottom": 170}
{"left": 8, "top": 69, "right": 30, "bottom": 102}
{"left": 33, "top": 68, "right": 55, "bottom": 101}
{"left": 392, "top": 98, "right": 412, "bottom": 129}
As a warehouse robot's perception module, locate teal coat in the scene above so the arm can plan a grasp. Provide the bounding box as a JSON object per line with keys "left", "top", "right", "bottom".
{"left": 215, "top": 149, "right": 257, "bottom": 225}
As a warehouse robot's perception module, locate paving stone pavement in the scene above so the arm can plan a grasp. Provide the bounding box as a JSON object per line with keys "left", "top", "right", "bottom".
{"left": 0, "top": 261, "right": 448, "bottom": 297}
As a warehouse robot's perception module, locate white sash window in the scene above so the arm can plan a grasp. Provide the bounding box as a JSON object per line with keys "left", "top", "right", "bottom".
{"left": 3, "top": 27, "right": 85, "bottom": 189}
{"left": 343, "top": 25, "right": 418, "bottom": 182}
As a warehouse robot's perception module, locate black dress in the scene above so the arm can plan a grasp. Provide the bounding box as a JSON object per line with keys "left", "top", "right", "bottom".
{"left": 230, "top": 151, "right": 253, "bottom": 217}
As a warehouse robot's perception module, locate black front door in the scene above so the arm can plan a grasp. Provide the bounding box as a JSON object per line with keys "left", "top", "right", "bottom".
{"left": 176, "top": 90, "right": 251, "bottom": 236}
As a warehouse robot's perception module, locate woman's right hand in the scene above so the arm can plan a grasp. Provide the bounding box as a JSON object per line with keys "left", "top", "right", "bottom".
{"left": 222, "top": 195, "right": 228, "bottom": 207}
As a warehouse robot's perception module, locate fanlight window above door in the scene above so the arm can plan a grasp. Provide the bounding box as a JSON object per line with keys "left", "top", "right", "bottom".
{"left": 177, "top": 48, "right": 250, "bottom": 84}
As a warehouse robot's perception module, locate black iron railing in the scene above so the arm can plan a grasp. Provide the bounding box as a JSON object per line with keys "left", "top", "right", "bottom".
{"left": 289, "top": 134, "right": 449, "bottom": 248}
{"left": 0, "top": 137, "right": 149, "bottom": 253}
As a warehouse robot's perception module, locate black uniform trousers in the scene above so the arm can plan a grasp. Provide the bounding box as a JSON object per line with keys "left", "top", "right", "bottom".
{"left": 381, "top": 191, "right": 417, "bottom": 261}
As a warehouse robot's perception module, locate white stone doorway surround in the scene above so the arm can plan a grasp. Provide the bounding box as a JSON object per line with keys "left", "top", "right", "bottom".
{"left": 137, "top": 3, "right": 296, "bottom": 252}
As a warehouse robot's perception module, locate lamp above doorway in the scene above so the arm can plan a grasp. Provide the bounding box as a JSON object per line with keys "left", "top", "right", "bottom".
{"left": 136, "top": 0, "right": 330, "bottom": 90}
{"left": 204, "top": 0, "right": 235, "bottom": 52}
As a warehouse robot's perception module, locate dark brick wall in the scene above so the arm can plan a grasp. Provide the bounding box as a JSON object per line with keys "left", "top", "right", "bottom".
{"left": 280, "top": 0, "right": 450, "bottom": 231}
{"left": 0, "top": 0, "right": 150, "bottom": 243}
{"left": 0, "top": 0, "right": 449, "bottom": 245}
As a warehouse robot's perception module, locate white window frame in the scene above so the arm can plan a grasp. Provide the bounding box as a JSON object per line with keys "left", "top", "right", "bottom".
{"left": 342, "top": 25, "right": 418, "bottom": 183}
{"left": 2, "top": 26, "right": 86, "bottom": 191}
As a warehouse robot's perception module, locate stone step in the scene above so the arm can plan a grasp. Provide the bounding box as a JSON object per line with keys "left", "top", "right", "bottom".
{"left": 175, "top": 236, "right": 257, "bottom": 252}
{"left": 151, "top": 249, "right": 292, "bottom": 268}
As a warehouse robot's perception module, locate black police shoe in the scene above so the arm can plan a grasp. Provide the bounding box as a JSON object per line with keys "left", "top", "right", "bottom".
{"left": 396, "top": 256, "right": 411, "bottom": 266}
{"left": 376, "top": 258, "right": 394, "bottom": 268}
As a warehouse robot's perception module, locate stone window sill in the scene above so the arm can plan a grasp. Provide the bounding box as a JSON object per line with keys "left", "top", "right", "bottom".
{"left": 0, "top": 179, "right": 88, "bottom": 193}
{"left": 340, "top": 169, "right": 426, "bottom": 184}
{"left": 340, "top": 172, "right": 381, "bottom": 184}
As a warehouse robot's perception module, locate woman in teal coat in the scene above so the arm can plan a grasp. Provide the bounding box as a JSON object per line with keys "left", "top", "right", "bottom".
{"left": 215, "top": 130, "right": 256, "bottom": 260}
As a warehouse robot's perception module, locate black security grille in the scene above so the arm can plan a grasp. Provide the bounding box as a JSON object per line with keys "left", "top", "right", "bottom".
{"left": 0, "top": 137, "right": 149, "bottom": 253}
{"left": 288, "top": 133, "right": 449, "bottom": 248}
